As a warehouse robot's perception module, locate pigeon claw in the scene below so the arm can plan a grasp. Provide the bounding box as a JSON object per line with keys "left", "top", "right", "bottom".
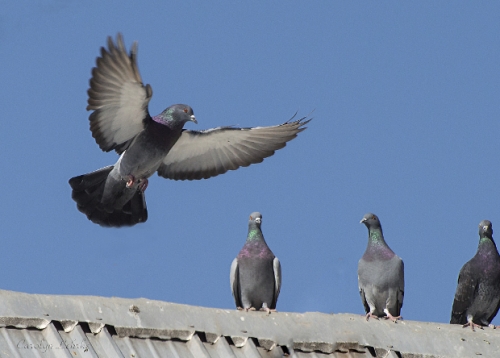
{"left": 126, "top": 175, "right": 136, "bottom": 188}
{"left": 463, "top": 321, "right": 484, "bottom": 332}
{"left": 365, "top": 312, "right": 379, "bottom": 321}
{"left": 384, "top": 313, "right": 402, "bottom": 323}
{"left": 125, "top": 176, "right": 148, "bottom": 192}
{"left": 138, "top": 178, "right": 148, "bottom": 192}
{"left": 383, "top": 309, "right": 402, "bottom": 323}
{"left": 261, "top": 307, "right": 276, "bottom": 315}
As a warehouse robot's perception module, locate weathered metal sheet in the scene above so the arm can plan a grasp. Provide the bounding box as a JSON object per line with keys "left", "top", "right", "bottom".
{"left": 0, "top": 289, "right": 498, "bottom": 357}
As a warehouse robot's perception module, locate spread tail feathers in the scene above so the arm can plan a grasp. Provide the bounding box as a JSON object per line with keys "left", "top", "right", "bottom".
{"left": 69, "top": 166, "right": 148, "bottom": 227}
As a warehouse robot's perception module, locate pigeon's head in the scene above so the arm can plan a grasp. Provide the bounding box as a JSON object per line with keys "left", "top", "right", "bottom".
{"left": 249, "top": 212, "right": 262, "bottom": 227}
{"left": 479, "top": 220, "right": 493, "bottom": 238}
{"left": 154, "top": 104, "right": 197, "bottom": 128}
{"left": 360, "top": 213, "right": 381, "bottom": 229}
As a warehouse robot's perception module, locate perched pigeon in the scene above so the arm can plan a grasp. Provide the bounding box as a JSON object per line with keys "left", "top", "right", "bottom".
{"left": 450, "top": 220, "right": 500, "bottom": 331}
{"left": 69, "top": 34, "right": 311, "bottom": 227}
{"left": 358, "top": 213, "right": 404, "bottom": 322}
{"left": 230, "top": 212, "right": 281, "bottom": 313}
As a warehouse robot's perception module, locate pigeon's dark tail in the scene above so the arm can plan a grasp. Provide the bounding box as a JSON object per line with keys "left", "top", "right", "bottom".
{"left": 69, "top": 166, "right": 148, "bottom": 227}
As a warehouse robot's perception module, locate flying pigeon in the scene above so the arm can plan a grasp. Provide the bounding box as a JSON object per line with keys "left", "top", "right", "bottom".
{"left": 230, "top": 212, "right": 281, "bottom": 314}
{"left": 450, "top": 220, "right": 500, "bottom": 331}
{"left": 358, "top": 213, "right": 404, "bottom": 322}
{"left": 69, "top": 34, "right": 311, "bottom": 227}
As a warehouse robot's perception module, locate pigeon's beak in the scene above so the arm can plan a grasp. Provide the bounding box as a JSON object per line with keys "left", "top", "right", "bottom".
{"left": 190, "top": 115, "right": 197, "bottom": 124}
{"left": 360, "top": 218, "right": 367, "bottom": 224}
{"left": 255, "top": 218, "right": 261, "bottom": 224}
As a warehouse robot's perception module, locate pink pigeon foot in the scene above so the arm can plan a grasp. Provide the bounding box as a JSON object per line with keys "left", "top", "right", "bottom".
{"left": 365, "top": 312, "right": 379, "bottom": 321}
{"left": 385, "top": 313, "right": 402, "bottom": 323}
{"left": 463, "top": 321, "right": 484, "bottom": 332}
{"left": 262, "top": 307, "right": 276, "bottom": 315}
{"left": 125, "top": 175, "right": 136, "bottom": 188}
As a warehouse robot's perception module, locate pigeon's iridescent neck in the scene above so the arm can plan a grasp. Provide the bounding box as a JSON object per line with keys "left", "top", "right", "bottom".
{"left": 238, "top": 240, "right": 272, "bottom": 259}
{"left": 152, "top": 115, "right": 174, "bottom": 128}
{"left": 247, "top": 228, "right": 262, "bottom": 242}
{"left": 369, "top": 229, "right": 385, "bottom": 245}
{"left": 478, "top": 236, "right": 500, "bottom": 258}
{"left": 365, "top": 228, "right": 394, "bottom": 259}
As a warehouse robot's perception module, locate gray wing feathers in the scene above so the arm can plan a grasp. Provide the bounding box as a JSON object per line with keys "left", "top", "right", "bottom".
{"left": 385, "top": 257, "right": 404, "bottom": 315}
{"left": 387, "top": 257, "right": 405, "bottom": 315}
{"left": 88, "top": 34, "right": 152, "bottom": 152}
{"left": 230, "top": 258, "right": 241, "bottom": 307}
{"left": 451, "top": 264, "right": 476, "bottom": 323}
{"left": 273, "top": 257, "right": 282, "bottom": 307}
{"left": 397, "top": 259, "right": 405, "bottom": 313}
{"left": 157, "top": 117, "right": 311, "bottom": 180}
{"left": 358, "top": 275, "right": 370, "bottom": 314}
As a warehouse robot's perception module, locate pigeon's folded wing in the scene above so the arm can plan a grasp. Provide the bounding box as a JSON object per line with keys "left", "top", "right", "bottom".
{"left": 157, "top": 117, "right": 311, "bottom": 180}
{"left": 397, "top": 258, "right": 405, "bottom": 312}
{"left": 273, "top": 257, "right": 282, "bottom": 308}
{"left": 357, "top": 268, "right": 371, "bottom": 314}
{"left": 451, "top": 264, "right": 476, "bottom": 324}
{"left": 87, "top": 33, "right": 152, "bottom": 153}
{"left": 230, "top": 258, "right": 241, "bottom": 307}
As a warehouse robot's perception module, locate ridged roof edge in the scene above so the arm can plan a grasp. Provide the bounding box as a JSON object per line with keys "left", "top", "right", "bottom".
{"left": 0, "top": 289, "right": 498, "bottom": 357}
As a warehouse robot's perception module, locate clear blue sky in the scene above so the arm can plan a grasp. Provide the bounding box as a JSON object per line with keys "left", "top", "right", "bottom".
{"left": 2, "top": 1, "right": 499, "bottom": 325}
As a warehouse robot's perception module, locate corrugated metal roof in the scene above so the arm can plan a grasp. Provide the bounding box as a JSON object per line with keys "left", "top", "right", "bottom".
{"left": 0, "top": 289, "right": 498, "bottom": 357}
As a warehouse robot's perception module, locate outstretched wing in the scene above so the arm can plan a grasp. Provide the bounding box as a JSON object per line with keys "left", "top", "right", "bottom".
{"left": 157, "top": 116, "right": 311, "bottom": 180}
{"left": 87, "top": 33, "right": 153, "bottom": 153}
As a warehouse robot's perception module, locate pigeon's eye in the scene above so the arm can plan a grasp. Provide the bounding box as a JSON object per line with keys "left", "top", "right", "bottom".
{"left": 183, "top": 108, "right": 188, "bottom": 113}
{"left": 372, "top": 216, "right": 377, "bottom": 220}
